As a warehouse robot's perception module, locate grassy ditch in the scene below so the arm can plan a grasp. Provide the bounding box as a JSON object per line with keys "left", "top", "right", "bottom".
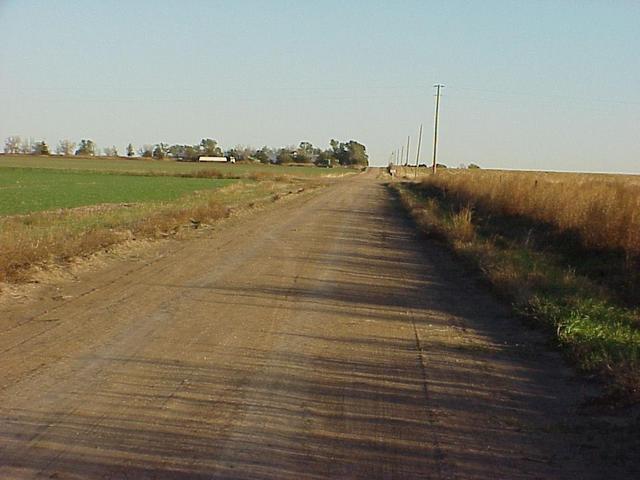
{"left": 0, "top": 179, "right": 316, "bottom": 285}
{"left": 392, "top": 178, "right": 640, "bottom": 404}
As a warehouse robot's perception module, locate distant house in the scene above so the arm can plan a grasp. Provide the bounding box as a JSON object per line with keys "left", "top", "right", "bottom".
{"left": 198, "top": 156, "right": 235, "bottom": 164}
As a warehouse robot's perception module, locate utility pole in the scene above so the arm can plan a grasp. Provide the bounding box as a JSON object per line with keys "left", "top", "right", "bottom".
{"left": 400, "top": 145, "right": 404, "bottom": 170}
{"left": 432, "top": 84, "right": 444, "bottom": 174}
{"left": 405, "top": 135, "right": 410, "bottom": 166}
{"left": 415, "top": 124, "right": 423, "bottom": 178}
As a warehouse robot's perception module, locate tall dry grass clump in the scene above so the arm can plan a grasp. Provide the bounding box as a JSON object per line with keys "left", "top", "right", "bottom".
{"left": 394, "top": 177, "right": 640, "bottom": 402}
{"left": 0, "top": 199, "right": 229, "bottom": 283}
{"left": 422, "top": 170, "right": 640, "bottom": 259}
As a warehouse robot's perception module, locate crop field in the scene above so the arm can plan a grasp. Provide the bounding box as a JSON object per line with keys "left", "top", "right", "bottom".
{"left": 0, "top": 155, "right": 337, "bottom": 177}
{"left": 0, "top": 174, "right": 317, "bottom": 284}
{"left": 0, "top": 155, "right": 333, "bottom": 282}
{"left": 0, "top": 167, "right": 237, "bottom": 215}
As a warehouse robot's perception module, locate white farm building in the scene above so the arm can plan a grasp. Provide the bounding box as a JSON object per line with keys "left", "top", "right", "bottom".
{"left": 198, "top": 156, "right": 235, "bottom": 163}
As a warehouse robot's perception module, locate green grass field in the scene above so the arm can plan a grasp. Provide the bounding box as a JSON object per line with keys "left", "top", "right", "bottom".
{"left": 0, "top": 167, "right": 237, "bottom": 215}
{"left": 0, "top": 155, "right": 336, "bottom": 177}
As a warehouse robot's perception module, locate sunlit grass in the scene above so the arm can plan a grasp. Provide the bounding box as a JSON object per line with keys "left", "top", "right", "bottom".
{"left": 394, "top": 178, "right": 640, "bottom": 403}
{"left": 0, "top": 167, "right": 237, "bottom": 215}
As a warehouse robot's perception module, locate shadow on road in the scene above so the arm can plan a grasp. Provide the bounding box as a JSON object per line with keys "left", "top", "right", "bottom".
{"left": 0, "top": 181, "right": 624, "bottom": 479}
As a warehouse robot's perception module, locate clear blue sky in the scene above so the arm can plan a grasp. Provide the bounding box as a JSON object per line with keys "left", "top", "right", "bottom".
{"left": 1, "top": 0, "right": 639, "bottom": 172}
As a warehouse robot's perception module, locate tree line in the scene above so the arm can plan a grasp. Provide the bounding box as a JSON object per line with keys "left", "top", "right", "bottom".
{"left": 3, "top": 136, "right": 368, "bottom": 166}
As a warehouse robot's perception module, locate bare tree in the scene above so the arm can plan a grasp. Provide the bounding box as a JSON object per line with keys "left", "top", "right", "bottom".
{"left": 4, "top": 136, "right": 21, "bottom": 154}
{"left": 139, "top": 145, "right": 153, "bottom": 158}
{"left": 19, "top": 138, "right": 34, "bottom": 154}
{"left": 103, "top": 146, "right": 118, "bottom": 157}
{"left": 56, "top": 139, "right": 76, "bottom": 156}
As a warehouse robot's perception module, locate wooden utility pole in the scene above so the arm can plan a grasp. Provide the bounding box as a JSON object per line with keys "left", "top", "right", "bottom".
{"left": 432, "top": 84, "right": 444, "bottom": 174}
{"left": 405, "top": 136, "right": 410, "bottom": 166}
{"left": 415, "top": 124, "right": 423, "bottom": 177}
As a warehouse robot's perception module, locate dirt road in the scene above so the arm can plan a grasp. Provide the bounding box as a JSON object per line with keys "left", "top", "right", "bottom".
{"left": 0, "top": 171, "right": 626, "bottom": 479}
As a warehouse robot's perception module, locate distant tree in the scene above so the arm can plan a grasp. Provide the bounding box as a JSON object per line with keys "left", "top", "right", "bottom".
{"left": 328, "top": 139, "right": 368, "bottom": 166}
{"left": 199, "top": 138, "right": 222, "bottom": 157}
{"left": 468, "top": 163, "right": 481, "bottom": 169}
{"left": 254, "top": 146, "right": 272, "bottom": 164}
{"left": 126, "top": 143, "right": 135, "bottom": 157}
{"left": 168, "top": 144, "right": 202, "bottom": 161}
{"left": 153, "top": 143, "right": 169, "bottom": 159}
{"left": 295, "top": 141, "right": 315, "bottom": 163}
{"left": 168, "top": 144, "right": 189, "bottom": 161}
{"left": 139, "top": 144, "right": 153, "bottom": 158}
{"left": 75, "top": 139, "right": 96, "bottom": 156}
{"left": 103, "top": 146, "right": 118, "bottom": 157}
{"left": 32, "top": 141, "right": 50, "bottom": 155}
{"left": 241, "top": 146, "right": 257, "bottom": 161}
{"left": 343, "top": 140, "right": 368, "bottom": 166}
{"left": 314, "top": 150, "right": 333, "bottom": 167}
{"left": 168, "top": 144, "right": 183, "bottom": 159}
{"left": 4, "top": 136, "right": 21, "bottom": 154}
{"left": 184, "top": 145, "right": 200, "bottom": 161}
{"left": 56, "top": 139, "right": 76, "bottom": 156}
{"left": 435, "top": 163, "right": 448, "bottom": 169}
{"left": 226, "top": 145, "right": 256, "bottom": 162}
{"left": 329, "top": 139, "right": 347, "bottom": 164}
{"left": 276, "top": 148, "right": 294, "bottom": 164}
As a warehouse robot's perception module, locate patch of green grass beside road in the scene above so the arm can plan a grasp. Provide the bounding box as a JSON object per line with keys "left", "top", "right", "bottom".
{"left": 0, "top": 167, "right": 237, "bottom": 215}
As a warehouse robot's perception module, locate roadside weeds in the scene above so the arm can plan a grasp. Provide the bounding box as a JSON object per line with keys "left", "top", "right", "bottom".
{"left": 391, "top": 181, "right": 640, "bottom": 406}
{"left": 0, "top": 179, "right": 322, "bottom": 287}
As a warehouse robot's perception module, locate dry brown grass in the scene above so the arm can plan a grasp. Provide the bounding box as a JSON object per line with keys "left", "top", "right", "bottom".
{"left": 0, "top": 200, "right": 229, "bottom": 283}
{"left": 394, "top": 179, "right": 640, "bottom": 402}
{"left": 420, "top": 170, "right": 640, "bottom": 259}
{"left": 0, "top": 179, "right": 312, "bottom": 284}
{"left": 450, "top": 206, "right": 475, "bottom": 242}
{"left": 183, "top": 169, "right": 226, "bottom": 179}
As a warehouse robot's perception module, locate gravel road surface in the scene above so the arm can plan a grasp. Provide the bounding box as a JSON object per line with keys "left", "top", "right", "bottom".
{"left": 0, "top": 171, "right": 621, "bottom": 479}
